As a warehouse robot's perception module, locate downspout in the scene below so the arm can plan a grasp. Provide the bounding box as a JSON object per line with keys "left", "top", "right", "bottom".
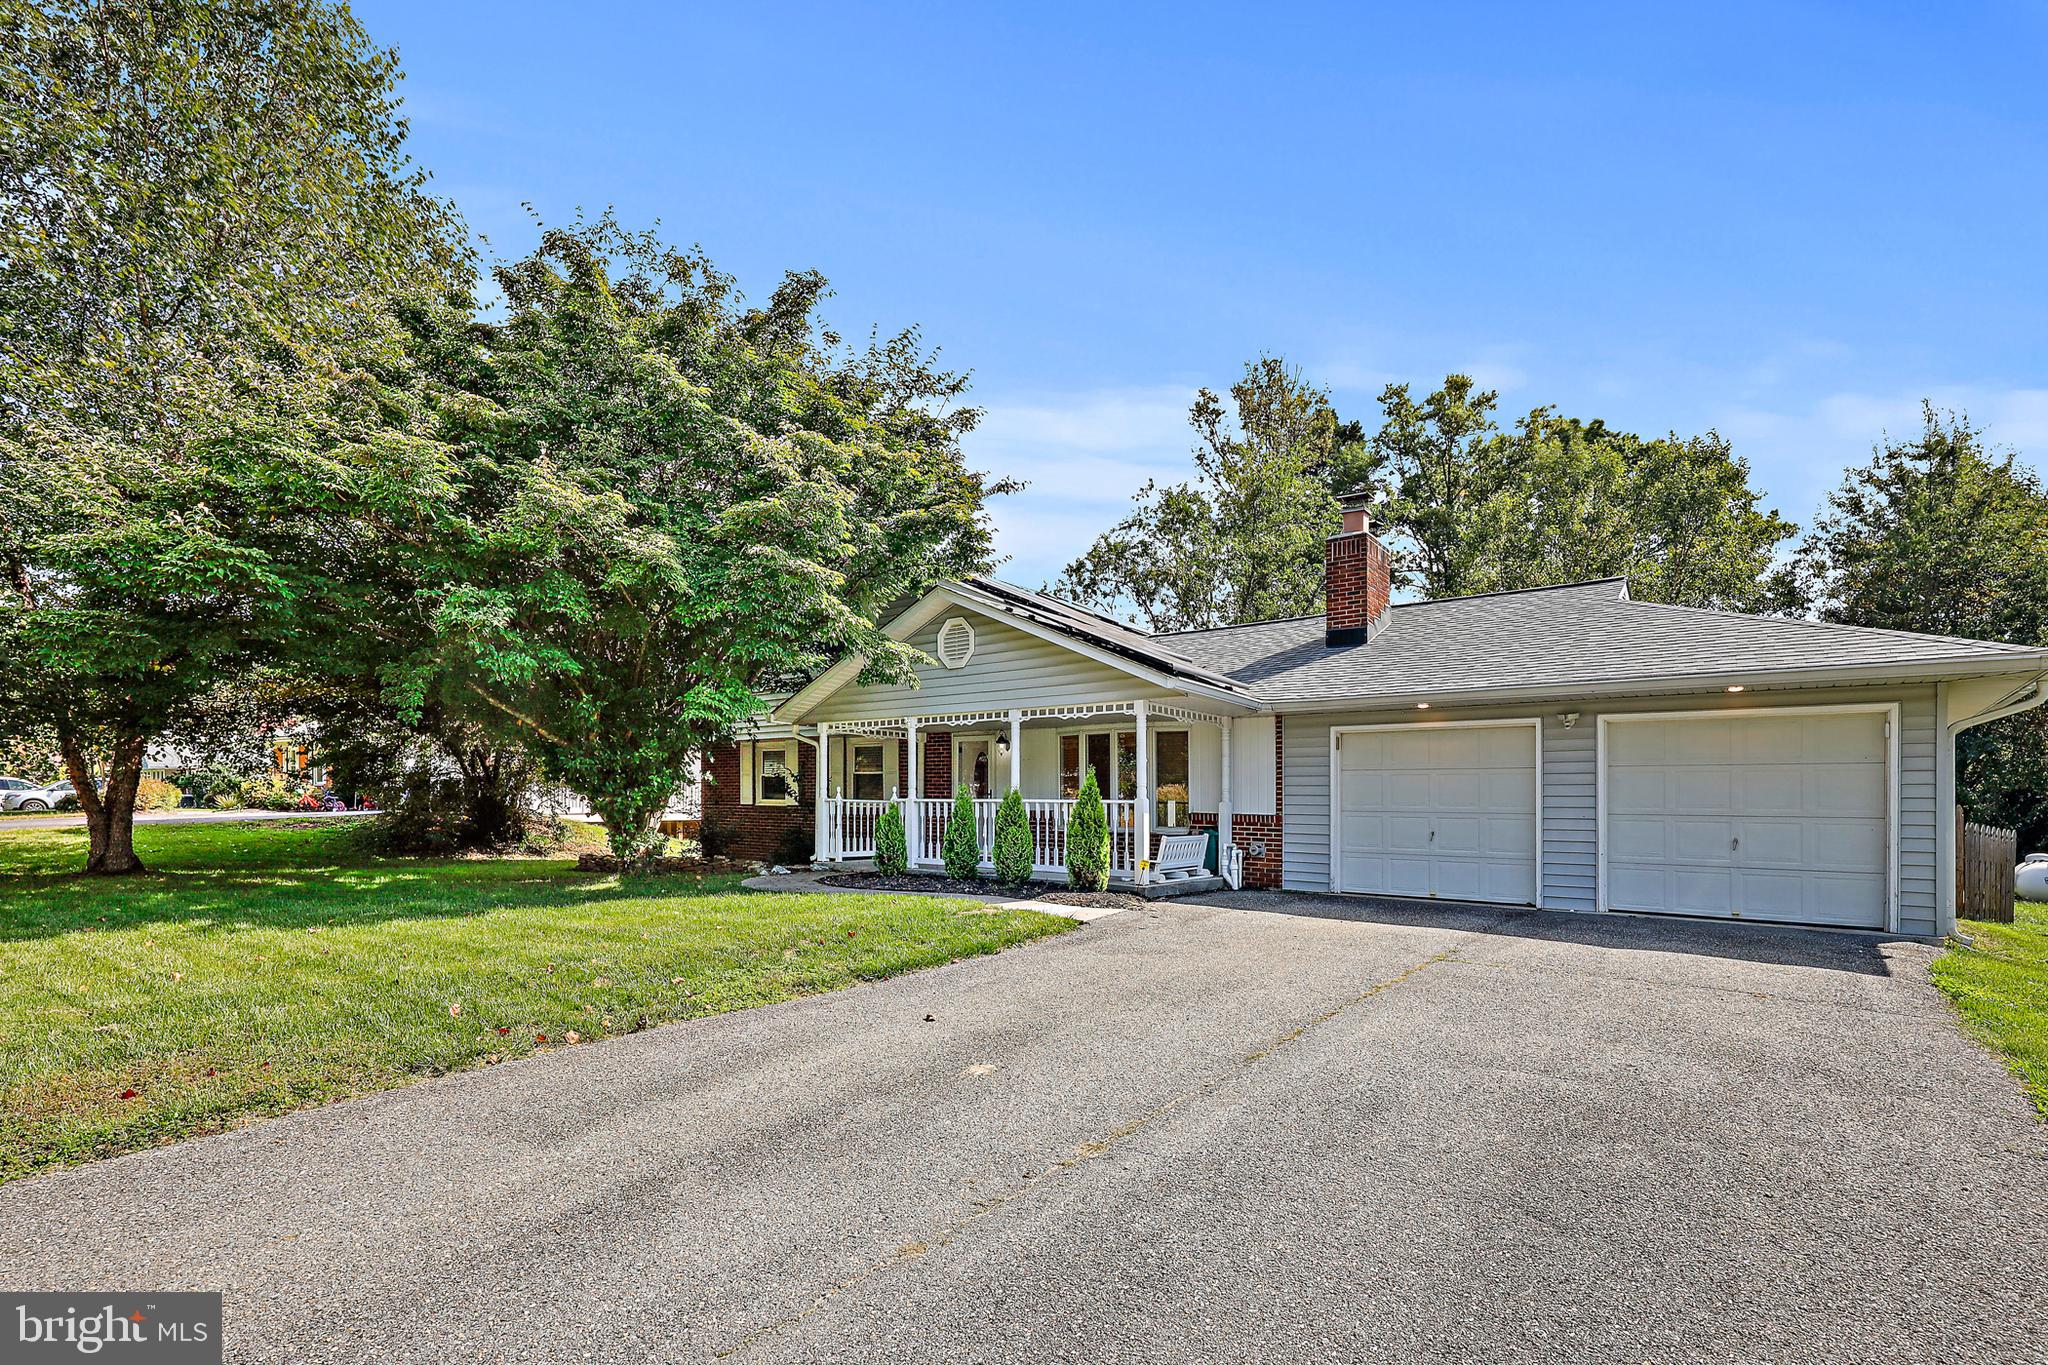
{"left": 1939, "top": 672, "right": 2048, "bottom": 939}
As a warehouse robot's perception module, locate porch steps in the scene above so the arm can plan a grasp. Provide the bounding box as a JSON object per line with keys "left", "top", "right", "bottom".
{"left": 1128, "top": 875, "right": 1227, "bottom": 899}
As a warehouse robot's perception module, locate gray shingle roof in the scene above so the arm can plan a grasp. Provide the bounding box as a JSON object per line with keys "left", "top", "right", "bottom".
{"left": 1150, "top": 577, "right": 2046, "bottom": 705}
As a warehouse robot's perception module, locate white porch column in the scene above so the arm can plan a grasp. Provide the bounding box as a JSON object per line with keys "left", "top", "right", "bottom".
{"left": 1008, "top": 709, "right": 1022, "bottom": 794}
{"left": 1218, "top": 717, "right": 1233, "bottom": 863}
{"left": 905, "top": 717, "right": 922, "bottom": 862}
{"left": 812, "top": 723, "right": 831, "bottom": 863}
{"left": 1134, "top": 700, "right": 1150, "bottom": 886}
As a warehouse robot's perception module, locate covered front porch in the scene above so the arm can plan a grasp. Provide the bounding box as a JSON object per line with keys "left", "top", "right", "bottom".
{"left": 806, "top": 699, "right": 1248, "bottom": 891}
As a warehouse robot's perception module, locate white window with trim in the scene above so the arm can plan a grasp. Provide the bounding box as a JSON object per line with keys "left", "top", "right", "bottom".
{"left": 849, "top": 740, "right": 886, "bottom": 801}
{"left": 1054, "top": 726, "right": 1191, "bottom": 829}
{"left": 739, "top": 739, "right": 800, "bottom": 806}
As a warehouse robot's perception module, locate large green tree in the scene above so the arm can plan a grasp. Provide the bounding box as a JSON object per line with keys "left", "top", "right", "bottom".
{"left": 0, "top": 0, "right": 461, "bottom": 872}
{"left": 1783, "top": 406, "right": 2048, "bottom": 846}
{"left": 1372, "top": 377, "right": 1794, "bottom": 607}
{"left": 390, "top": 219, "right": 1010, "bottom": 858}
{"left": 1369, "top": 374, "right": 1504, "bottom": 598}
{"left": 1060, "top": 363, "right": 1792, "bottom": 629}
{"left": 1450, "top": 412, "right": 1795, "bottom": 609}
{"left": 1056, "top": 357, "right": 1371, "bottom": 631}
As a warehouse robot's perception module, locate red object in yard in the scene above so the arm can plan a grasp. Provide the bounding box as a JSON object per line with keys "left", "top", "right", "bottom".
{"left": 120, "top": 1089, "right": 138, "bottom": 1099}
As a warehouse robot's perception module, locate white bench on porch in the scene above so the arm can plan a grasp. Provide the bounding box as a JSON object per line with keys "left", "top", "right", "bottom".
{"left": 1153, "top": 832, "right": 1210, "bottom": 881}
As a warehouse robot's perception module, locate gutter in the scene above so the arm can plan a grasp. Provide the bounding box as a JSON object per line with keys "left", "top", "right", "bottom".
{"left": 1260, "top": 653, "right": 2048, "bottom": 714}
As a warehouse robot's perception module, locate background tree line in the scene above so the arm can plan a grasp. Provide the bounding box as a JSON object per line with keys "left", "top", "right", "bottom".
{"left": 1, "top": 0, "right": 1005, "bottom": 873}
{"left": 1057, "top": 362, "right": 2048, "bottom": 850}
{"left": 5, "top": 1, "right": 2044, "bottom": 874}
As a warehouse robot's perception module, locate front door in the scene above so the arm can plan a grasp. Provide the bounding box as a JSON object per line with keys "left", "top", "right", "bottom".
{"left": 957, "top": 737, "right": 993, "bottom": 799}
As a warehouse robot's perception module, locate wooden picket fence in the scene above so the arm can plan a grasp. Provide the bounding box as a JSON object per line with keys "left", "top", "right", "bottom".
{"left": 1958, "top": 813, "right": 2017, "bottom": 924}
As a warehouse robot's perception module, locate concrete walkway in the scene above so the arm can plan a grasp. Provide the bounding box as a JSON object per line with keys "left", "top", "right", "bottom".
{"left": 3, "top": 894, "right": 2043, "bottom": 1362}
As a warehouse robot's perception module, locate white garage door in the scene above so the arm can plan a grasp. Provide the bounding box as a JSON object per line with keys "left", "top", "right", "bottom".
{"left": 1603, "top": 711, "right": 1890, "bottom": 929}
{"left": 1336, "top": 723, "right": 1538, "bottom": 905}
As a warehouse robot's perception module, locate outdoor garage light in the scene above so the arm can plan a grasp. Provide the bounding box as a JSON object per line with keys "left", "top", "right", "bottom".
{"left": 1415, "top": 702, "right": 1430, "bottom": 710}
{"left": 1726, "top": 685, "right": 1746, "bottom": 693}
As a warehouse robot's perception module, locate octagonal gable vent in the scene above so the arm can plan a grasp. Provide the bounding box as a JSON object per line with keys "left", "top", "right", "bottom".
{"left": 936, "top": 616, "right": 976, "bottom": 669}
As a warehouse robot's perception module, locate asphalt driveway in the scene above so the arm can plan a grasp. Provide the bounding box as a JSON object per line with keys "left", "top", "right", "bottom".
{"left": 4, "top": 893, "right": 2044, "bottom": 1363}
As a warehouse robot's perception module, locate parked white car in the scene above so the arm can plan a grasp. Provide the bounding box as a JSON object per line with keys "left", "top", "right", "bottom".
{"left": 2017, "top": 854, "right": 2048, "bottom": 902}
{"left": 4, "top": 780, "right": 77, "bottom": 813}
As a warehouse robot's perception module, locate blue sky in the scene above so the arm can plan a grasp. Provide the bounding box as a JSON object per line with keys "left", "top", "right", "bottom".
{"left": 356, "top": 0, "right": 2048, "bottom": 587}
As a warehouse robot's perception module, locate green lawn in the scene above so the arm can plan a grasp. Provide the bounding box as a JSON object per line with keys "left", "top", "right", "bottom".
{"left": 0, "top": 819, "right": 1072, "bottom": 1182}
{"left": 1933, "top": 899, "right": 2048, "bottom": 1117}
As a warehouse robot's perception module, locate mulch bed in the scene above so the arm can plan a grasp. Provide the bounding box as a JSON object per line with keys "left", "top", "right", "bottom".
{"left": 819, "top": 871, "right": 1148, "bottom": 910}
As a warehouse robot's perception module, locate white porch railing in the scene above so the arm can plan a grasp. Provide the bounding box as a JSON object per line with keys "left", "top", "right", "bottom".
{"left": 825, "top": 798, "right": 892, "bottom": 859}
{"left": 826, "top": 795, "right": 1143, "bottom": 879}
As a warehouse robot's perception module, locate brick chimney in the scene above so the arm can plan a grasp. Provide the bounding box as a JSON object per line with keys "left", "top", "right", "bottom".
{"left": 1325, "top": 488, "right": 1391, "bottom": 647}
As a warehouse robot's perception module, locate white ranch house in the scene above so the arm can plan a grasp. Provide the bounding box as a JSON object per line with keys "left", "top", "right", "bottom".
{"left": 703, "top": 495, "right": 2048, "bottom": 932}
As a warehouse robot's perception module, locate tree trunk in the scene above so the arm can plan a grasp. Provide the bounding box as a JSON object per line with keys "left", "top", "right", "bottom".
{"left": 450, "top": 742, "right": 525, "bottom": 848}
{"left": 592, "top": 793, "right": 665, "bottom": 861}
{"left": 61, "top": 727, "right": 149, "bottom": 875}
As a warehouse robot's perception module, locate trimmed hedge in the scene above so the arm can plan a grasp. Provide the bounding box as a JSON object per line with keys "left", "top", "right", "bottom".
{"left": 1066, "top": 769, "right": 1110, "bottom": 892}
{"left": 992, "top": 788, "right": 1032, "bottom": 886}
{"left": 874, "top": 802, "right": 908, "bottom": 874}
{"left": 941, "top": 783, "right": 982, "bottom": 879}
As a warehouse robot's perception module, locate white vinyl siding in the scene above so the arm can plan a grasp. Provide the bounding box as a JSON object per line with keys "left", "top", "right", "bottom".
{"left": 817, "top": 607, "right": 1178, "bottom": 722}
{"left": 1283, "top": 684, "right": 1941, "bottom": 935}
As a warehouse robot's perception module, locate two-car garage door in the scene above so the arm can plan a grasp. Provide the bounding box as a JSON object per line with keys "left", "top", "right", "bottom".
{"left": 1335, "top": 723, "right": 1538, "bottom": 905}
{"left": 1331, "top": 709, "right": 1894, "bottom": 929}
{"left": 1602, "top": 711, "right": 1891, "bottom": 929}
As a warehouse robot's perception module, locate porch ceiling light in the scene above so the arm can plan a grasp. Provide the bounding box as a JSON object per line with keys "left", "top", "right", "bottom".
{"left": 1726, "top": 685, "right": 1746, "bottom": 693}
{"left": 1415, "top": 702, "right": 1430, "bottom": 710}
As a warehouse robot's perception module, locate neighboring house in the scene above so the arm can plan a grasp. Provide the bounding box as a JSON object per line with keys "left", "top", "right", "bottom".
{"left": 550, "top": 760, "right": 702, "bottom": 826}
{"left": 703, "top": 493, "right": 2048, "bottom": 936}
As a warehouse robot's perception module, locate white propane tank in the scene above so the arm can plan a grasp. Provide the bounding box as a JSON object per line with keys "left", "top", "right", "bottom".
{"left": 2017, "top": 854, "right": 2048, "bottom": 902}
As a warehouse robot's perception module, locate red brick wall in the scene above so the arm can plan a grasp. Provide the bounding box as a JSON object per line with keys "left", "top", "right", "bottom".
{"left": 700, "top": 739, "right": 814, "bottom": 864}
{"left": 922, "top": 730, "right": 953, "bottom": 799}
{"left": 1325, "top": 531, "right": 1391, "bottom": 642}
